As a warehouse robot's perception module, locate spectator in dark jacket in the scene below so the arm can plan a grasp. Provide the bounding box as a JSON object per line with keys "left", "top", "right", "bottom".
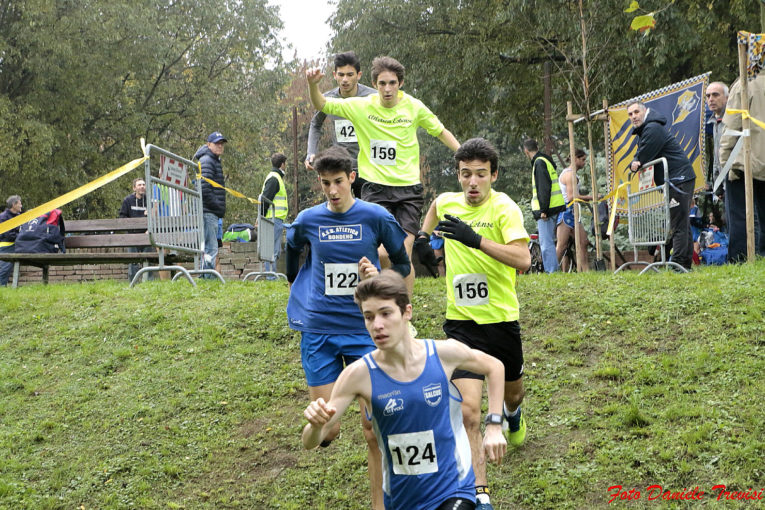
{"left": 119, "top": 178, "right": 147, "bottom": 218}
{"left": 628, "top": 101, "right": 695, "bottom": 270}
{"left": 194, "top": 132, "right": 227, "bottom": 276}
{"left": 119, "top": 178, "right": 151, "bottom": 282}
{"left": 0, "top": 195, "right": 22, "bottom": 286}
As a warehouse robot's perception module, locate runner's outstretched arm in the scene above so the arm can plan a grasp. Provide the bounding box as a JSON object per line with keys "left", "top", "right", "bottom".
{"left": 306, "top": 68, "right": 327, "bottom": 111}
{"left": 437, "top": 129, "right": 460, "bottom": 152}
{"left": 436, "top": 339, "right": 507, "bottom": 464}
{"left": 302, "top": 361, "right": 366, "bottom": 449}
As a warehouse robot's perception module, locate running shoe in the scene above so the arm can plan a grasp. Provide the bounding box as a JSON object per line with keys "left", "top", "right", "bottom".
{"left": 475, "top": 502, "right": 494, "bottom": 510}
{"left": 503, "top": 405, "right": 527, "bottom": 446}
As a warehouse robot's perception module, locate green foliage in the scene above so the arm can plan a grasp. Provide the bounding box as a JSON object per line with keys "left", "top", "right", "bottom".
{"left": 0, "top": 0, "right": 290, "bottom": 223}
{"left": 327, "top": 0, "right": 756, "bottom": 202}
{"left": 0, "top": 262, "right": 763, "bottom": 508}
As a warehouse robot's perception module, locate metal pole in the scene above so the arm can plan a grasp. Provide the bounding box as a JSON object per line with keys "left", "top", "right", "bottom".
{"left": 292, "top": 106, "right": 299, "bottom": 219}
{"left": 544, "top": 61, "right": 553, "bottom": 155}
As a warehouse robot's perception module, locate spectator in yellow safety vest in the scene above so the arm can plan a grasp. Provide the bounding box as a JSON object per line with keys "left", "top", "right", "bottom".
{"left": 261, "top": 153, "right": 288, "bottom": 278}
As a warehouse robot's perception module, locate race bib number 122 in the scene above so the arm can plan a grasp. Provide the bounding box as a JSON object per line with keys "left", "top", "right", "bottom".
{"left": 324, "top": 263, "right": 359, "bottom": 296}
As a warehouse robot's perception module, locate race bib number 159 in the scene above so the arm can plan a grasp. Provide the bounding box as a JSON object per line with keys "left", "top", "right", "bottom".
{"left": 370, "top": 140, "right": 397, "bottom": 166}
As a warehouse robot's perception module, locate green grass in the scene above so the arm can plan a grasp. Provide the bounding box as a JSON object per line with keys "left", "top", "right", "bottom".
{"left": 1, "top": 262, "right": 763, "bottom": 509}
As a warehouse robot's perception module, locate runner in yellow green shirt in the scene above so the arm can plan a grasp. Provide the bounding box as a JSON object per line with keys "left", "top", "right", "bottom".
{"left": 416, "top": 138, "right": 531, "bottom": 510}
{"left": 307, "top": 56, "right": 460, "bottom": 295}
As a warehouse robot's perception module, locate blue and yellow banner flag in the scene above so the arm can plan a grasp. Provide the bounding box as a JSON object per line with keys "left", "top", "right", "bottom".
{"left": 606, "top": 73, "right": 709, "bottom": 213}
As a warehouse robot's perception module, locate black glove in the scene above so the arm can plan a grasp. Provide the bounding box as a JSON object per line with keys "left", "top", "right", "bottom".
{"left": 436, "top": 214, "right": 482, "bottom": 250}
{"left": 414, "top": 233, "right": 441, "bottom": 270}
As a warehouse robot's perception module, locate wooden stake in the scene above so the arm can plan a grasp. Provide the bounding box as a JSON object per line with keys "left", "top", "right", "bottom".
{"left": 567, "top": 101, "right": 585, "bottom": 271}
{"left": 603, "top": 98, "right": 616, "bottom": 271}
{"left": 737, "top": 43, "right": 755, "bottom": 261}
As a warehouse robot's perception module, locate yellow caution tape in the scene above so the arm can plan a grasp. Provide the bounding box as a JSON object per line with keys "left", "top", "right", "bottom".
{"left": 606, "top": 183, "right": 630, "bottom": 236}
{"left": 0, "top": 156, "right": 148, "bottom": 236}
{"left": 726, "top": 108, "right": 765, "bottom": 130}
{"left": 196, "top": 163, "right": 260, "bottom": 205}
{"left": 569, "top": 180, "right": 626, "bottom": 206}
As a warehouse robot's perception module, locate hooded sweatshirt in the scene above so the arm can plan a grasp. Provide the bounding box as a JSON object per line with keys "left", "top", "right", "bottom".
{"left": 631, "top": 109, "right": 695, "bottom": 186}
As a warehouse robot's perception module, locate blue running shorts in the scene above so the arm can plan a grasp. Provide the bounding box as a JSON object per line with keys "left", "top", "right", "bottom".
{"left": 300, "top": 332, "right": 376, "bottom": 386}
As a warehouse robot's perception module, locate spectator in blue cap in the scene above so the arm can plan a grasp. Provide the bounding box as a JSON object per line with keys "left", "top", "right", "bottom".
{"left": 194, "top": 131, "right": 227, "bottom": 278}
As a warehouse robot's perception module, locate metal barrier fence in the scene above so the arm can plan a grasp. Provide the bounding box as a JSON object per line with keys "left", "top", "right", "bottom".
{"left": 134, "top": 144, "right": 224, "bottom": 286}
{"left": 242, "top": 195, "right": 287, "bottom": 282}
{"left": 615, "top": 157, "right": 688, "bottom": 274}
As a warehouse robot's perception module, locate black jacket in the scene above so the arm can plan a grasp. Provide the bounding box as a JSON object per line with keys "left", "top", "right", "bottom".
{"left": 195, "top": 145, "right": 226, "bottom": 218}
{"left": 0, "top": 208, "right": 21, "bottom": 243}
{"left": 631, "top": 109, "right": 695, "bottom": 185}
{"left": 118, "top": 193, "right": 147, "bottom": 218}
{"left": 531, "top": 152, "right": 565, "bottom": 219}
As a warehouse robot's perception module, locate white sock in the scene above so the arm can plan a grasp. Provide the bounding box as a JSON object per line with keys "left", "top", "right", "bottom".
{"left": 476, "top": 493, "right": 491, "bottom": 504}
{"left": 504, "top": 402, "right": 519, "bottom": 418}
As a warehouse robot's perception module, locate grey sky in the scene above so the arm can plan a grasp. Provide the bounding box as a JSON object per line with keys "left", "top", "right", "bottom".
{"left": 270, "top": 0, "right": 335, "bottom": 63}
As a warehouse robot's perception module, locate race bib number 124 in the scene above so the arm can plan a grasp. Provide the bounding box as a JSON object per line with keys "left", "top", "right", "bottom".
{"left": 387, "top": 430, "right": 438, "bottom": 475}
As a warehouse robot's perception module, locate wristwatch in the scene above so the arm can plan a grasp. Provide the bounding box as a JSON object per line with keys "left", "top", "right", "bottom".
{"left": 416, "top": 230, "right": 430, "bottom": 240}
{"left": 484, "top": 413, "right": 503, "bottom": 426}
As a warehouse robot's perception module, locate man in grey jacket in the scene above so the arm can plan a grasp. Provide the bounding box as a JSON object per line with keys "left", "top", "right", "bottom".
{"left": 305, "top": 51, "right": 376, "bottom": 198}
{"left": 720, "top": 74, "right": 765, "bottom": 261}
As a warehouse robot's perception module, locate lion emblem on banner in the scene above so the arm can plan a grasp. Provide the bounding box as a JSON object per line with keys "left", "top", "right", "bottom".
{"left": 672, "top": 90, "right": 699, "bottom": 125}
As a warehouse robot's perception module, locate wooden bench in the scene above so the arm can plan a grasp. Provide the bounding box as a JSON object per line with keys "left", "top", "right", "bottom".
{"left": 0, "top": 217, "right": 193, "bottom": 287}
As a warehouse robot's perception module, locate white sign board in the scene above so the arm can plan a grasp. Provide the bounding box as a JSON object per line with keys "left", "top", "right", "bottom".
{"left": 159, "top": 155, "right": 188, "bottom": 186}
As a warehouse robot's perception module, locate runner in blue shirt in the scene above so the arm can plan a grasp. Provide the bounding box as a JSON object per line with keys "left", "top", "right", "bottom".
{"left": 302, "top": 271, "right": 506, "bottom": 510}
{"left": 286, "top": 146, "right": 410, "bottom": 509}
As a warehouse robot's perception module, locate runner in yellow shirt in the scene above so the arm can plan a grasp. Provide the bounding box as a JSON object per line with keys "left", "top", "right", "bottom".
{"left": 307, "top": 56, "right": 459, "bottom": 295}
{"left": 416, "top": 138, "right": 531, "bottom": 510}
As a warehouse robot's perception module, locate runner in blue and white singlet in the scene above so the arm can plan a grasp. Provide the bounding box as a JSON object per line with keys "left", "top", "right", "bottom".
{"left": 363, "top": 338, "right": 475, "bottom": 510}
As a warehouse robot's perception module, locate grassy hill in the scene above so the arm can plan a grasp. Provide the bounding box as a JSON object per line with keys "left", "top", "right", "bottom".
{"left": 1, "top": 263, "right": 763, "bottom": 509}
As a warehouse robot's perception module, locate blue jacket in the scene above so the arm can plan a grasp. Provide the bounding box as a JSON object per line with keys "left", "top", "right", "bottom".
{"left": 0, "top": 208, "right": 21, "bottom": 243}
{"left": 194, "top": 145, "right": 226, "bottom": 218}
{"left": 631, "top": 109, "right": 695, "bottom": 186}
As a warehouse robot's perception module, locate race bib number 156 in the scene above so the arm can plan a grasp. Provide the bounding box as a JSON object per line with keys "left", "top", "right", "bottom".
{"left": 453, "top": 273, "right": 489, "bottom": 306}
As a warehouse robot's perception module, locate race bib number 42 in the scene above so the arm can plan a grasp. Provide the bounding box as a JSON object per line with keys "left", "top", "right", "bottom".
{"left": 324, "top": 263, "right": 359, "bottom": 296}
{"left": 370, "top": 140, "right": 397, "bottom": 166}
{"left": 334, "top": 120, "right": 357, "bottom": 143}
{"left": 453, "top": 273, "right": 489, "bottom": 306}
{"left": 387, "top": 430, "right": 438, "bottom": 475}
